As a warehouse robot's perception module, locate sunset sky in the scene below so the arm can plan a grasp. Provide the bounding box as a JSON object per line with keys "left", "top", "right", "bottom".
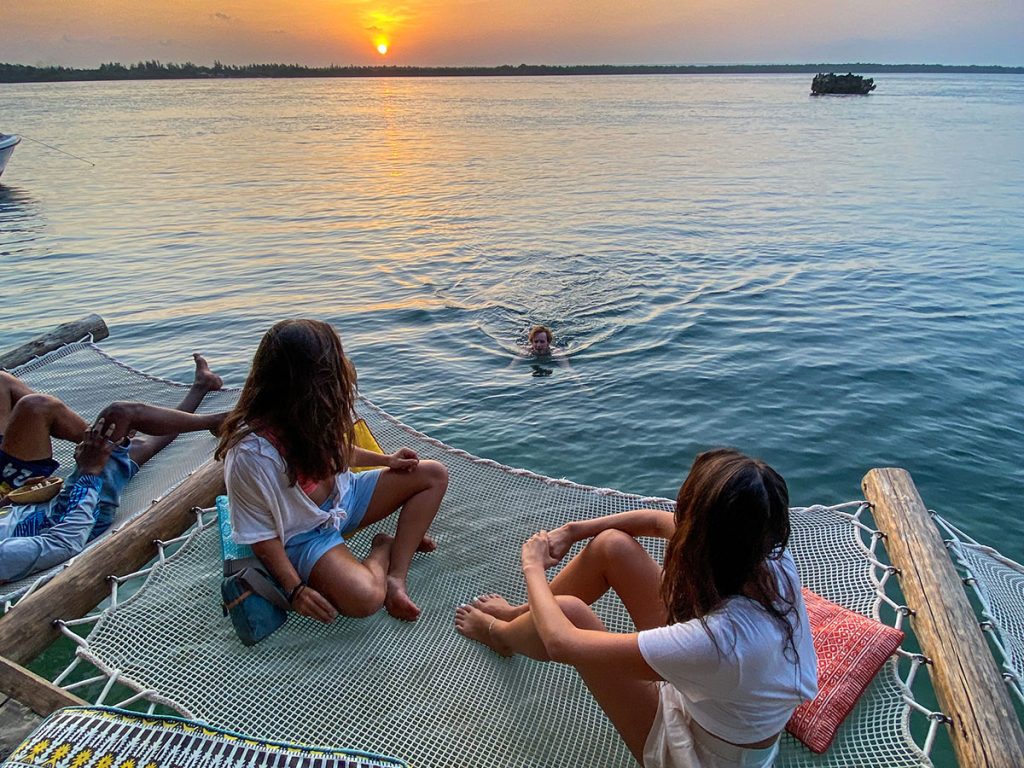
{"left": 3, "top": 0, "right": 1022, "bottom": 68}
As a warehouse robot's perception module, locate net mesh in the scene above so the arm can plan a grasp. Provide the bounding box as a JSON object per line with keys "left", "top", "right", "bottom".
{"left": 14, "top": 340, "right": 1022, "bottom": 766}
{"left": 935, "top": 516, "right": 1024, "bottom": 707}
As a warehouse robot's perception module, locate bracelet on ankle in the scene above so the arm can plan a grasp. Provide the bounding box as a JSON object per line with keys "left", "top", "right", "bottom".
{"left": 287, "top": 582, "right": 306, "bottom": 603}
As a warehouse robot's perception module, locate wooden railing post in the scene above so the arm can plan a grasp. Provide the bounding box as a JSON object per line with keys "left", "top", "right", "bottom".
{"left": 0, "top": 314, "right": 109, "bottom": 371}
{"left": 863, "top": 467, "right": 1024, "bottom": 767}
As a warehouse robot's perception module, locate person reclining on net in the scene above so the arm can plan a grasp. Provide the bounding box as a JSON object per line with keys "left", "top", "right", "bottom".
{"left": 0, "top": 355, "right": 226, "bottom": 584}
{"left": 216, "top": 319, "right": 449, "bottom": 623}
{"left": 0, "top": 354, "right": 221, "bottom": 495}
{"left": 456, "top": 449, "right": 818, "bottom": 768}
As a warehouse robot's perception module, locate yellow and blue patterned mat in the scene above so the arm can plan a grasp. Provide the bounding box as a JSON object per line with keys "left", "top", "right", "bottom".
{"left": 4, "top": 708, "right": 406, "bottom": 768}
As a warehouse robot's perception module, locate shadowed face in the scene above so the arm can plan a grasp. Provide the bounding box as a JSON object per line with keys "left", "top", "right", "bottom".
{"left": 530, "top": 332, "right": 551, "bottom": 355}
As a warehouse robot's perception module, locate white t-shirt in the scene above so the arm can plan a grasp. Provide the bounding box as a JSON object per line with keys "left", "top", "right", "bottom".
{"left": 637, "top": 550, "right": 818, "bottom": 744}
{"left": 223, "top": 433, "right": 354, "bottom": 545}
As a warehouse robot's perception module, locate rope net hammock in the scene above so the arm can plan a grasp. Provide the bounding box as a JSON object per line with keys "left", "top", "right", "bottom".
{"left": 8, "top": 342, "right": 1024, "bottom": 767}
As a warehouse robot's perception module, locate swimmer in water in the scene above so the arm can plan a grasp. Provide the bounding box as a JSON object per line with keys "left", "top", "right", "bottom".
{"left": 528, "top": 325, "right": 554, "bottom": 357}
{"left": 510, "top": 325, "right": 571, "bottom": 377}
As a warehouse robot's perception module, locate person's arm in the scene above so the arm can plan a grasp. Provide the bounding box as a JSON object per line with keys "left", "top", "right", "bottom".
{"left": 547, "top": 508, "right": 675, "bottom": 563}
{"left": 94, "top": 402, "right": 226, "bottom": 444}
{"left": 350, "top": 445, "right": 419, "bottom": 472}
{"left": 521, "top": 531, "right": 661, "bottom": 678}
{"left": 249, "top": 538, "right": 337, "bottom": 623}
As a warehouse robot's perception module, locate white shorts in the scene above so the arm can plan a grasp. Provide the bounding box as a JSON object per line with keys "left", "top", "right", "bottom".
{"left": 643, "top": 684, "right": 780, "bottom": 768}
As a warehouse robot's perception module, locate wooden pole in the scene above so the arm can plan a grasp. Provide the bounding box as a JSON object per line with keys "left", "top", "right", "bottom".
{"left": 0, "top": 657, "right": 85, "bottom": 716}
{"left": 863, "top": 468, "right": 1024, "bottom": 767}
{"left": 0, "top": 314, "right": 109, "bottom": 371}
{"left": 0, "top": 459, "right": 224, "bottom": 669}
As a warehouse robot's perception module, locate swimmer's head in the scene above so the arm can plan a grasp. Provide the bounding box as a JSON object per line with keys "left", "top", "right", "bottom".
{"left": 528, "top": 325, "right": 553, "bottom": 356}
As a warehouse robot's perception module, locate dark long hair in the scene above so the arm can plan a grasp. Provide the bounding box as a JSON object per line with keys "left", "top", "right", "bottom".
{"left": 661, "top": 449, "right": 796, "bottom": 648}
{"left": 215, "top": 319, "right": 358, "bottom": 485}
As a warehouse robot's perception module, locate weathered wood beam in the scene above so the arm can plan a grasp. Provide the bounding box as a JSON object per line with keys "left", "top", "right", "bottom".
{"left": 0, "top": 458, "right": 224, "bottom": 667}
{"left": 0, "top": 656, "right": 84, "bottom": 717}
{"left": 0, "top": 314, "right": 109, "bottom": 371}
{"left": 863, "top": 467, "right": 1024, "bottom": 768}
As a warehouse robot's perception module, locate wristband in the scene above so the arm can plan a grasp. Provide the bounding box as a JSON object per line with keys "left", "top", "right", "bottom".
{"left": 287, "top": 583, "right": 306, "bottom": 603}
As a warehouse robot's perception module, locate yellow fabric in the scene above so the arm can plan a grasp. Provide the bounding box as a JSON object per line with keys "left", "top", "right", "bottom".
{"left": 351, "top": 418, "right": 383, "bottom": 472}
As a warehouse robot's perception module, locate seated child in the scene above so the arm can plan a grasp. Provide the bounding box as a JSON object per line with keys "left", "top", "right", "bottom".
{"left": 217, "top": 319, "right": 449, "bottom": 623}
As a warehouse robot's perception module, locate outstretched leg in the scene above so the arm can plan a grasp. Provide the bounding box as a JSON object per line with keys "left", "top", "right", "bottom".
{"left": 357, "top": 460, "right": 448, "bottom": 621}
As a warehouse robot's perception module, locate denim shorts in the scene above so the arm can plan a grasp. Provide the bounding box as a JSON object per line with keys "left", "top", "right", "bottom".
{"left": 284, "top": 468, "right": 383, "bottom": 581}
{"left": 0, "top": 442, "right": 61, "bottom": 497}
{"left": 64, "top": 444, "right": 138, "bottom": 539}
{"left": 6, "top": 443, "right": 137, "bottom": 541}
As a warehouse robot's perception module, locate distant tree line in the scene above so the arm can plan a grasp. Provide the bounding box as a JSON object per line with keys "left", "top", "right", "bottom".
{"left": 1, "top": 61, "right": 1021, "bottom": 83}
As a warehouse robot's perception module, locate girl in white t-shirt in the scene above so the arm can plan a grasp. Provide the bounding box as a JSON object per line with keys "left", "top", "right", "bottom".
{"left": 216, "top": 319, "right": 448, "bottom": 623}
{"left": 456, "top": 449, "right": 817, "bottom": 767}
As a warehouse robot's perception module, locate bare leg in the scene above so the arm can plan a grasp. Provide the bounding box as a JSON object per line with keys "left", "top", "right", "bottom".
{"left": 126, "top": 354, "right": 224, "bottom": 467}
{"left": 576, "top": 650, "right": 661, "bottom": 764}
{"left": 456, "top": 533, "right": 664, "bottom": 764}
{"left": 309, "top": 533, "right": 393, "bottom": 617}
{"left": 357, "top": 460, "right": 448, "bottom": 621}
{"left": 0, "top": 391, "right": 88, "bottom": 460}
{"left": 0, "top": 372, "right": 36, "bottom": 433}
{"left": 471, "top": 530, "right": 666, "bottom": 628}
{"left": 455, "top": 597, "right": 659, "bottom": 763}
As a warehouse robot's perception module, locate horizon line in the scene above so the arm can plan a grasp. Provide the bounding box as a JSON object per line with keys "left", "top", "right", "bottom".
{"left": 3, "top": 61, "right": 1023, "bottom": 71}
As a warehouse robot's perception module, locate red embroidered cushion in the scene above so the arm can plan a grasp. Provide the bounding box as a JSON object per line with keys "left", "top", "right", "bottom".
{"left": 786, "top": 588, "right": 905, "bottom": 753}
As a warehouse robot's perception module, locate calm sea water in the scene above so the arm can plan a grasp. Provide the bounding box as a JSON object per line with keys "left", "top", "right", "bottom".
{"left": 1, "top": 74, "right": 1022, "bottom": 564}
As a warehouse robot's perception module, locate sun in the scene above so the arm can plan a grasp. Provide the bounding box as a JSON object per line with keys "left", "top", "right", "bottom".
{"left": 377, "top": 42, "right": 389, "bottom": 55}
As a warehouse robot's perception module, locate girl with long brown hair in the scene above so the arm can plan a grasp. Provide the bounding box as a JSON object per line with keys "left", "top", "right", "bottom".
{"left": 217, "top": 319, "right": 448, "bottom": 622}
{"left": 455, "top": 449, "right": 817, "bottom": 767}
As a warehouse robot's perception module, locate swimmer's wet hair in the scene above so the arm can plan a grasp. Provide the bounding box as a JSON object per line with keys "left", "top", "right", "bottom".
{"left": 529, "top": 325, "right": 553, "bottom": 343}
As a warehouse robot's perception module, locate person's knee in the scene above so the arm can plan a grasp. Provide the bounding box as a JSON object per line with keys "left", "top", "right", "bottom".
{"left": 555, "top": 595, "right": 604, "bottom": 630}
{"left": 589, "top": 528, "right": 641, "bottom": 561}
{"left": 11, "top": 393, "right": 65, "bottom": 422}
{"left": 0, "top": 371, "right": 20, "bottom": 395}
{"left": 332, "top": 579, "right": 386, "bottom": 618}
{"left": 418, "top": 459, "right": 448, "bottom": 491}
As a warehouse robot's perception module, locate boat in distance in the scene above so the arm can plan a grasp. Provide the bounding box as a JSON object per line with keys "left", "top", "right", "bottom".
{"left": 0, "top": 133, "right": 21, "bottom": 177}
{"left": 811, "top": 72, "right": 876, "bottom": 95}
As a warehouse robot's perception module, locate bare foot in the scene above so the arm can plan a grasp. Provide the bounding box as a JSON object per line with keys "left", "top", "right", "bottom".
{"left": 455, "top": 604, "right": 512, "bottom": 657}
{"left": 417, "top": 534, "right": 437, "bottom": 553}
{"left": 192, "top": 353, "right": 224, "bottom": 391}
{"left": 472, "top": 593, "right": 527, "bottom": 622}
{"left": 385, "top": 576, "right": 421, "bottom": 622}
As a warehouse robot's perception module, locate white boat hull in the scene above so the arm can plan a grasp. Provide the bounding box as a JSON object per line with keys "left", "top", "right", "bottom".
{"left": 0, "top": 134, "right": 22, "bottom": 178}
